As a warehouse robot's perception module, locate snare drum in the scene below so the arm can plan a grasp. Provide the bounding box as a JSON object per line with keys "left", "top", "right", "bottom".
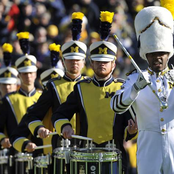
{"left": 0, "top": 149, "right": 8, "bottom": 174}
{"left": 34, "top": 154, "right": 51, "bottom": 174}
{"left": 53, "top": 147, "right": 71, "bottom": 174}
{"left": 0, "top": 149, "right": 8, "bottom": 165}
{"left": 70, "top": 147, "right": 122, "bottom": 174}
{"left": 15, "top": 152, "right": 33, "bottom": 174}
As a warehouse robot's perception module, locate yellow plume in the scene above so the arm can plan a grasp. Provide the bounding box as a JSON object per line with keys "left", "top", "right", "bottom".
{"left": 16, "top": 32, "right": 30, "bottom": 40}
{"left": 2, "top": 43, "right": 13, "bottom": 53}
{"left": 49, "top": 43, "right": 61, "bottom": 52}
{"left": 161, "top": 0, "right": 174, "bottom": 19}
{"left": 72, "top": 12, "right": 84, "bottom": 20}
{"left": 100, "top": 11, "right": 114, "bottom": 23}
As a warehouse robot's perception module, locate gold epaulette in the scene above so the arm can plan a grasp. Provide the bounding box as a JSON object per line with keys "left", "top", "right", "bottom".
{"left": 114, "top": 78, "right": 125, "bottom": 83}
{"left": 126, "top": 69, "right": 137, "bottom": 76}
{"left": 36, "top": 89, "right": 43, "bottom": 93}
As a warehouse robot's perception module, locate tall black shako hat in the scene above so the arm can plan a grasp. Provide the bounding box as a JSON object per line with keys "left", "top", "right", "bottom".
{"left": 0, "top": 43, "right": 18, "bottom": 84}
{"left": 90, "top": 11, "right": 117, "bottom": 62}
{"left": 15, "top": 32, "right": 37, "bottom": 73}
{"left": 61, "top": 12, "right": 87, "bottom": 60}
{"left": 40, "top": 43, "right": 64, "bottom": 86}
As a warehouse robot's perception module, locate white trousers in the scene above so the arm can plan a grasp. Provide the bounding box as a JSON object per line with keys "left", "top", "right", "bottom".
{"left": 137, "top": 129, "right": 174, "bottom": 174}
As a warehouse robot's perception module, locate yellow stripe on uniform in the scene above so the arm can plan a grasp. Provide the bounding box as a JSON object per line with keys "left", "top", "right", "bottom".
{"left": 124, "top": 126, "right": 138, "bottom": 141}
{"left": 28, "top": 120, "right": 43, "bottom": 135}
{"left": 55, "top": 119, "right": 70, "bottom": 135}
{"left": 42, "top": 135, "right": 53, "bottom": 154}
{"left": 13, "top": 137, "right": 29, "bottom": 152}
{"left": 0, "top": 133, "right": 6, "bottom": 141}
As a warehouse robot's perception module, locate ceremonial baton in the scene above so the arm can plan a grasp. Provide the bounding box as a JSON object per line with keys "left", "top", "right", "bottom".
{"left": 113, "top": 34, "right": 168, "bottom": 109}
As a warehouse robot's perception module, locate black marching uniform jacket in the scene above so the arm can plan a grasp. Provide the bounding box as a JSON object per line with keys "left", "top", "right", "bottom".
{"left": 52, "top": 76, "right": 136, "bottom": 171}
{"left": 10, "top": 75, "right": 86, "bottom": 153}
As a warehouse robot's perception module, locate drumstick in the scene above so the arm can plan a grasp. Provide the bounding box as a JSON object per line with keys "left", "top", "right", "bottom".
{"left": 36, "top": 132, "right": 57, "bottom": 138}
{"left": 60, "top": 133, "right": 93, "bottom": 141}
{"left": 24, "top": 144, "right": 52, "bottom": 151}
{"left": 34, "top": 144, "right": 52, "bottom": 150}
{"left": 37, "top": 132, "right": 93, "bottom": 141}
{"left": 71, "top": 135, "right": 93, "bottom": 141}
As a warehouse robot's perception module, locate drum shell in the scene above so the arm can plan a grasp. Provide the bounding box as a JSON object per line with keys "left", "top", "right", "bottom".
{"left": 70, "top": 148, "right": 121, "bottom": 174}
{"left": 53, "top": 147, "right": 71, "bottom": 174}
{"left": 14, "top": 152, "right": 33, "bottom": 174}
{"left": 0, "top": 149, "right": 8, "bottom": 164}
{"left": 34, "top": 155, "right": 51, "bottom": 168}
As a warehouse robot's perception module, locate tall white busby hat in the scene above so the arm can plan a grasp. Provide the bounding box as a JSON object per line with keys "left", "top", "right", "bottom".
{"left": 134, "top": 6, "right": 174, "bottom": 60}
{"left": 61, "top": 12, "right": 87, "bottom": 60}
{"left": 0, "top": 43, "right": 18, "bottom": 84}
{"left": 40, "top": 43, "right": 64, "bottom": 86}
{"left": 90, "top": 11, "right": 117, "bottom": 62}
{"left": 15, "top": 32, "right": 37, "bottom": 73}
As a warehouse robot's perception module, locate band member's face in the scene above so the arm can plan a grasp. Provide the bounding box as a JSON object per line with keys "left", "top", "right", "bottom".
{"left": 91, "top": 60, "right": 115, "bottom": 78}
{"left": 0, "top": 83, "right": 17, "bottom": 97}
{"left": 19, "top": 72, "right": 36, "bottom": 86}
{"left": 64, "top": 59, "right": 84, "bottom": 75}
{"left": 146, "top": 52, "right": 169, "bottom": 72}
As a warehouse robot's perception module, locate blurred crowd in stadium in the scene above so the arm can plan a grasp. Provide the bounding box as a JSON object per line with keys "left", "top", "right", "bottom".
{"left": 0, "top": 0, "right": 170, "bottom": 173}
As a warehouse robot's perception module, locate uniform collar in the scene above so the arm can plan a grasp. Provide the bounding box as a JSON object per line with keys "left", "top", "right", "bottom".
{"left": 19, "top": 88, "right": 36, "bottom": 97}
{"left": 147, "top": 67, "right": 169, "bottom": 76}
{"left": 93, "top": 76, "right": 113, "bottom": 87}
{"left": 63, "top": 74, "right": 82, "bottom": 82}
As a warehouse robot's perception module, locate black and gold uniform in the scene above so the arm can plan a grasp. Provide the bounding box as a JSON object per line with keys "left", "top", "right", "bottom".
{"left": 52, "top": 76, "right": 136, "bottom": 171}
{"left": 10, "top": 74, "right": 86, "bottom": 151}
{"left": 0, "top": 87, "right": 44, "bottom": 172}
{"left": 0, "top": 88, "right": 41, "bottom": 143}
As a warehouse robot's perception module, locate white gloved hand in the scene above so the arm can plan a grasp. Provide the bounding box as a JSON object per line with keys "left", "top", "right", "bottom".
{"left": 134, "top": 72, "right": 151, "bottom": 91}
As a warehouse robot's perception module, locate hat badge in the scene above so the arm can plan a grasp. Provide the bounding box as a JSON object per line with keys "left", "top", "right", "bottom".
{"left": 24, "top": 59, "right": 32, "bottom": 67}
{"left": 98, "top": 47, "right": 107, "bottom": 54}
{"left": 4, "top": 71, "right": 11, "bottom": 78}
{"left": 51, "top": 73, "right": 59, "bottom": 79}
{"left": 70, "top": 46, "right": 79, "bottom": 53}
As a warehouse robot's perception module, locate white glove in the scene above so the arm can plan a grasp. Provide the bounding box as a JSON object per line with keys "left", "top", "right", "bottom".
{"left": 134, "top": 72, "right": 151, "bottom": 91}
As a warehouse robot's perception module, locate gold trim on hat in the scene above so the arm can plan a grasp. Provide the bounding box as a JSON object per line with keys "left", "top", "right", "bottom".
{"left": 140, "top": 17, "right": 171, "bottom": 34}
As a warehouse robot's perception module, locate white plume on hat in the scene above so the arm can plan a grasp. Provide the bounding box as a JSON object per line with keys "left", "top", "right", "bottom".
{"left": 134, "top": 6, "right": 174, "bottom": 60}
{"left": 15, "top": 55, "right": 37, "bottom": 73}
{"left": 0, "top": 67, "right": 18, "bottom": 84}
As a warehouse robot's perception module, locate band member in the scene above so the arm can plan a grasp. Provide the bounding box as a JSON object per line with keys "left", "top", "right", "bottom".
{"left": 0, "top": 43, "right": 18, "bottom": 174}
{"left": 0, "top": 32, "right": 41, "bottom": 174}
{"left": 10, "top": 12, "right": 87, "bottom": 174}
{"left": 9, "top": 43, "right": 63, "bottom": 174}
{"left": 10, "top": 43, "right": 63, "bottom": 155}
{"left": 52, "top": 11, "right": 137, "bottom": 174}
{"left": 16, "top": 12, "right": 87, "bottom": 150}
{"left": 110, "top": 5, "right": 174, "bottom": 174}
{"left": 0, "top": 43, "right": 18, "bottom": 99}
